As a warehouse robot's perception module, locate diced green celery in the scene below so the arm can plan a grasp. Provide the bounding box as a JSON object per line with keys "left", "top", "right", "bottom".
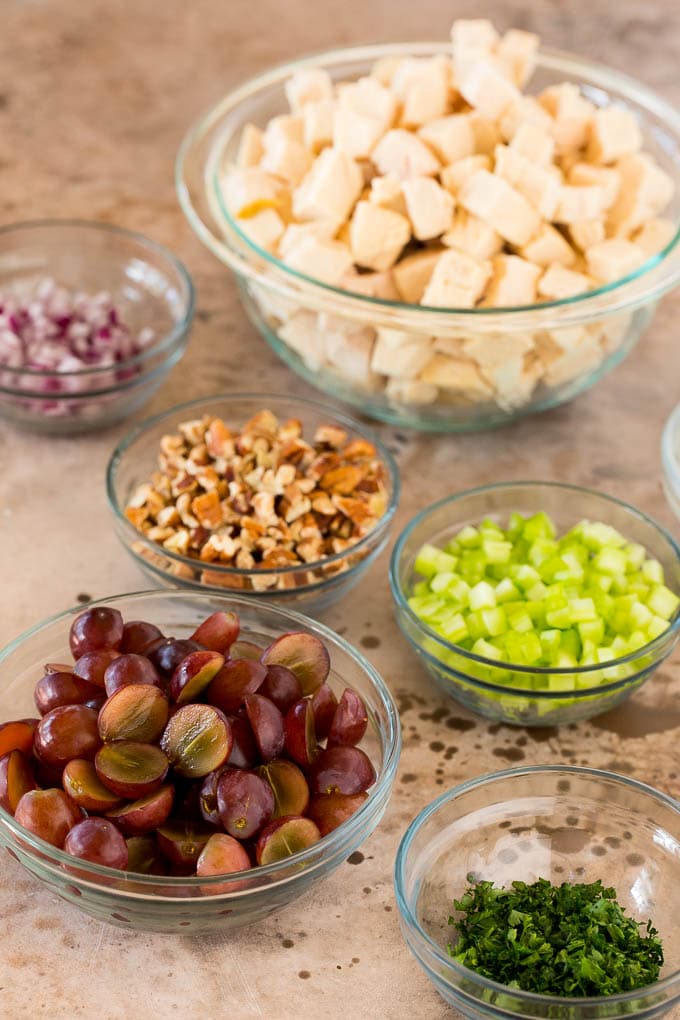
{"left": 513, "top": 564, "right": 541, "bottom": 590}
{"left": 538, "top": 556, "right": 569, "bottom": 582}
{"left": 610, "top": 573, "right": 632, "bottom": 595}
{"left": 560, "top": 628, "right": 581, "bottom": 659}
{"left": 593, "top": 547, "right": 628, "bottom": 576}
{"left": 545, "top": 606, "right": 572, "bottom": 629}
{"left": 612, "top": 635, "right": 629, "bottom": 657}
{"left": 578, "top": 521, "right": 626, "bottom": 550}
{"left": 408, "top": 595, "right": 442, "bottom": 619}
{"left": 627, "top": 581, "right": 651, "bottom": 601}
{"left": 495, "top": 577, "right": 520, "bottom": 603}
{"left": 482, "top": 538, "right": 512, "bottom": 564}
{"left": 522, "top": 511, "right": 557, "bottom": 542}
{"left": 647, "top": 584, "right": 680, "bottom": 620}
{"left": 525, "top": 600, "right": 546, "bottom": 624}
{"left": 412, "top": 580, "right": 430, "bottom": 597}
{"left": 625, "top": 543, "right": 647, "bottom": 571}
{"left": 578, "top": 619, "right": 605, "bottom": 645}
{"left": 528, "top": 538, "right": 558, "bottom": 567}
{"left": 480, "top": 517, "right": 504, "bottom": 536}
{"left": 642, "top": 559, "right": 664, "bottom": 585}
{"left": 458, "top": 550, "right": 486, "bottom": 583}
{"left": 591, "top": 591, "right": 614, "bottom": 621}
{"left": 567, "top": 597, "right": 597, "bottom": 623}
{"left": 518, "top": 632, "right": 542, "bottom": 663}
{"left": 472, "top": 638, "right": 504, "bottom": 661}
{"left": 627, "top": 629, "right": 648, "bottom": 653}
{"left": 590, "top": 573, "right": 614, "bottom": 592}
{"left": 457, "top": 525, "right": 481, "bottom": 548}
{"left": 481, "top": 606, "right": 507, "bottom": 637}
{"left": 508, "top": 608, "right": 534, "bottom": 633}
{"left": 438, "top": 612, "right": 468, "bottom": 644}
{"left": 465, "top": 611, "right": 486, "bottom": 641}
{"left": 544, "top": 587, "right": 567, "bottom": 611}
{"left": 525, "top": 581, "right": 549, "bottom": 601}
{"left": 596, "top": 646, "right": 616, "bottom": 663}
{"left": 562, "top": 544, "right": 588, "bottom": 567}
{"left": 556, "top": 651, "right": 578, "bottom": 669}
{"left": 549, "top": 674, "right": 577, "bottom": 692}
{"left": 539, "top": 629, "right": 561, "bottom": 658}
{"left": 414, "top": 543, "right": 456, "bottom": 578}
{"left": 507, "top": 511, "right": 526, "bottom": 537}
{"left": 469, "top": 580, "right": 497, "bottom": 610}
{"left": 430, "top": 571, "right": 460, "bottom": 595}
{"left": 503, "top": 632, "right": 527, "bottom": 664}
{"left": 447, "top": 578, "right": 471, "bottom": 605}
{"left": 647, "top": 615, "right": 670, "bottom": 640}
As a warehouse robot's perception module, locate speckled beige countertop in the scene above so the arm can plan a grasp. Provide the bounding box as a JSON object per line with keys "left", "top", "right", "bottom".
{"left": 1, "top": 2, "right": 679, "bottom": 1017}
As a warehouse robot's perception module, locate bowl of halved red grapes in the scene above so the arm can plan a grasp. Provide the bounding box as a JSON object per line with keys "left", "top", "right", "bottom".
{"left": 0, "top": 591, "right": 400, "bottom": 933}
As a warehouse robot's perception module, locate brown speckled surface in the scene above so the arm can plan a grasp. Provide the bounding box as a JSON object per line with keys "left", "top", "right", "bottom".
{"left": 1, "top": 2, "right": 679, "bottom": 1017}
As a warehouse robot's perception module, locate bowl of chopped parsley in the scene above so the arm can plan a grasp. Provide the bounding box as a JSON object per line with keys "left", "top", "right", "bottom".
{"left": 394, "top": 766, "right": 680, "bottom": 1018}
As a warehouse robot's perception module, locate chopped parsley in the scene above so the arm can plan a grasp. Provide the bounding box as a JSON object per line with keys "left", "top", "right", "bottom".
{"left": 447, "top": 877, "right": 664, "bottom": 997}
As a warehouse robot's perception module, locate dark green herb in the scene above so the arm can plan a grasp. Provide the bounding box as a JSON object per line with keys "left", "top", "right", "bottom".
{"left": 447, "top": 877, "right": 663, "bottom": 997}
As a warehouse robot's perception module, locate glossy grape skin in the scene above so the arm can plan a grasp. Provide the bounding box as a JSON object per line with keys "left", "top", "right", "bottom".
{"left": 0, "top": 750, "right": 37, "bottom": 813}
{"left": 69, "top": 607, "right": 124, "bottom": 658}
{"left": 216, "top": 769, "right": 274, "bottom": 840}
{"left": 307, "top": 791, "right": 368, "bottom": 836}
{"left": 261, "top": 632, "right": 330, "bottom": 695}
{"left": 64, "top": 818, "right": 129, "bottom": 869}
{"left": 106, "top": 785, "right": 174, "bottom": 836}
{"left": 190, "top": 612, "right": 240, "bottom": 655}
{"left": 255, "top": 815, "right": 320, "bottom": 865}
{"left": 225, "top": 714, "right": 258, "bottom": 770}
{"left": 125, "top": 835, "right": 168, "bottom": 875}
{"left": 160, "top": 705, "right": 232, "bottom": 779}
{"left": 97, "top": 684, "right": 169, "bottom": 743}
{"left": 311, "top": 683, "right": 338, "bottom": 740}
{"left": 327, "top": 689, "right": 368, "bottom": 748}
{"left": 308, "top": 746, "right": 376, "bottom": 797}
{"left": 199, "top": 769, "right": 226, "bottom": 826}
{"left": 169, "top": 650, "right": 225, "bottom": 704}
{"left": 196, "top": 833, "right": 250, "bottom": 878}
{"left": 207, "top": 658, "right": 266, "bottom": 714}
{"left": 34, "top": 671, "right": 101, "bottom": 715}
{"left": 73, "top": 650, "right": 120, "bottom": 688}
{"left": 34, "top": 706, "right": 100, "bottom": 769}
{"left": 244, "top": 694, "right": 284, "bottom": 763}
{"left": 150, "top": 638, "right": 203, "bottom": 677}
{"left": 103, "top": 654, "right": 162, "bottom": 697}
{"left": 258, "top": 666, "right": 302, "bottom": 714}
{"left": 0, "top": 719, "right": 37, "bottom": 757}
{"left": 14, "top": 788, "right": 83, "bottom": 847}
{"left": 283, "top": 699, "right": 318, "bottom": 768}
{"left": 95, "top": 742, "right": 169, "bottom": 799}
{"left": 62, "top": 759, "right": 123, "bottom": 812}
{"left": 156, "top": 821, "right": 214, "bottom": 867}
{"left": 257, "top": 759, "right": 310, "bottom": 819}
{"left": 119, "top": 621, "right": 164, "bottom": 657}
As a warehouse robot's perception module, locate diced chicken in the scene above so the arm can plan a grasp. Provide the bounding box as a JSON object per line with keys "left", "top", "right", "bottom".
{"left": 320, "top": 314, "right": 378, "bottom": 387}
{"left": 236, "top": 123, "right": 264, "bottom": 168}
{"left": 339, "top": 270, "right": 401, "bottom": 300}
{"left": 458, "top": 59, "right": 522, "bottom": 122}
{"left": 509, "top": 122, "right": 554, "bottom": 166}
{"left": 607, "top": 153, "right": 675, "bottom": 235}
{"left": 370, "top": 55, "right": 403, "bottom": 87}
{"left": 333, "top": 77, "right": 397, "bottom": 157}
{"left": 494, "top": 144, "right": 561, "bottom": 220}
{"left": 278, "top": 220, "right": 338, "bottom": 258}
{"left": 440, "top": 155, "right": 492, "bottom": 194}
{"left": 333, "top": 107, "right": 390, "bottom": 159}
{"left": 369, "top": 173, "right": 407, "bottom": 216}
{"left": 554, "top": 185, "right": 606, "bottom": 224}
{"left": 278, "top": 311, "right": 324, "bottom": 368}
{"left": 482, "top": 254, "right": 541, "bottom": 306}
{"left": 372, "top": 129, "right": 441, "bottom": 180}
{"left": 420, "top": 353, "right": 493, "bottom": 399}
{"left": 284, "top": 68, "right": 334, "bottom": 111}
{"left": 459, "top": 169, "right": 540, "bottom": 246}
{"left": 221, "top": 168, "right": 282, "bottom": 218}
{"left": 542, "top": 327, "right": 602, "bottom": 387}
{"left": 519, "top": 223, "right": 576, "bottom": 267}
{"left": 451, "top": 19, "right": 500, "bottom": 81}
{"left": 386, "top": 377, "right": 439, "bottom": 404}
{"left": 442, "top": 208, "right": 503, "bottom": 260}
{"left": 402, "top": 177, "right": 455, "bottom": 240}
{"left": 540, "top": 83, "right": 595, "bottom": 153}
{"left": 568, "top": 163, "right": 620, "bottom": 208}
{"left": 633, "top": 218, "right": 677, "bottom": 256}
{"left": 586, "top": 238, "right": 646, "bottom": 282}
{"left": 260, "top": 135, "right": 312, "bottom": 186}
{"left": 587, "top": 105, "right": 642, "bottom": 164}
{"left": 302, "top": 100, "right": 335, "bottom": 153}
{"left": 418, "top": 114, "right": 476, "bottom": 164}
{"left": 264, "top": 115, "right": 304, "bottom": 147}
{"left": 567, "top": 219, "right": 606, "bottom": 251}
{"left": 238, "top": 207, "right": 285, "bottom": 252}
{"left": 498, "top": 96, "right": 553, "bottom": 143}
{"left": 464, "top": 333, "right": 540, "bottom": 408}
{"left": 538, "top": 263, "right": 592, "bottom": 299}
{"left": 283, "top": 235, "right": 354, "bottom": 284}
{"left": 392, "top": 249, "right": 442, "bottom": 303}
{"left": 392, "top": 56, "right": 451, "bottom": 127}
{"left": 293, "top": 147, "right": 363, "bottom": 223}
{"left": 348, "top": 200, "right": 411, "bottom": 270}
{"left": 469, "top": 113, "right": 502, "bottom": 155}
{"left": 497, "top": 29, "right": 539, "bottom": 88}
{"left": 421, "top": 249, "right": 492, "bottom": 307}
{"left": 370, "top": 328, "right": 433, "bottom": 378}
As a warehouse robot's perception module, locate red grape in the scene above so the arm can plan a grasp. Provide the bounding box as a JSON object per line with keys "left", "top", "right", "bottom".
{"left": 327, "top": 689, "right": 368, "bottom": 748}
{"left": 261, "top": 632, "right": 330, "bottom": 695}
{"left": 34, "top": 671, "right": 101, "bottom": 715}
{"left": 120, "top": 621, "right": 164, "bottom": 657}
{"left": 69, "top": 606, "right": 124, "bottom": 658}
{"left": 255, "top": 816, "right": 320, "bottom": 865}
{"left": 216, "top": 769, "right": 274, "bottom": 839}
{"left": 190, "top": 612, "right": 240, "bottom": 655}
{"left": 150, "top": 638, "right": 203, "bottom": 677}
{"left": 308, "top": 746, "right": 376, "bottom": 797}
{"left": 34, "top": 706, "right": 100, "bottom": 769}
{"left": 103, "top": 654, "right": 162, "bottom": 697}
{"left": 283, "top": 699, "right": 318, "bottom": 768}
{"left": 14, "top": 788, "right": 83, "bottom": 846}
{"left": 62, "top": 759, "right": 122, "bottom": 812}
{"left": 311, "top": 683, "right": 338, "bottom": 740}
{"left": 196, "top": 833, "right": 250, "bottom": 878}
{"left": 64, "top": 818, "right": 128, "bottom": 869}
{"left": 0, "top": 750, "right": 37, "bottom": 813}
{"left": 73, "top": 649, "right": 121, "bottom": 688}
{"left": 244, "top": 694, "right": 284, "bottom": 763}
{"left": 258, "top": 665, "right": 303, "bottom": 713}
{"left": 207, "top": 658, "right": 266, "bottom": 714}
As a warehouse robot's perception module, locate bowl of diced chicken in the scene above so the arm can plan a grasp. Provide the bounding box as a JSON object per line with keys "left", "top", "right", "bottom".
{"left": 176, "top": 20, "right": 680, "bottom": 431}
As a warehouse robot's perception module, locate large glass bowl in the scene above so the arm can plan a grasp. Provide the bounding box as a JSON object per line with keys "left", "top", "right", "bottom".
{"left": 661, "top": 402, "right": 680, "bottom": 522}
{"left": 107, "top": 392, "right": 399, "bottom": 614}
{"left": 0, "top": 590, "right": 401, "bottom": 933}
{"left": 394, "top": 766, "right": 680, "bottom": 1020}
{"left": 0, "top": 220, "right": 194, "bottom": 434}
{"left": 176, "top": 42, "right": 680, "bottom": 432}
{"left": 389, "top": 482, "right": 680, "bottom": 725}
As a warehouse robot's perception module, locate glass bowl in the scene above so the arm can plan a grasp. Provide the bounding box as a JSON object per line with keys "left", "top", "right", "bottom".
{"left": 0, "top": 590, "right": 401, "bottom": 933}
{"left": 661, "top": 402, "right": 680, "bottom": 522}
{"left": 107, "top": 392, "right": 400, "bottom": 614}
{"left": 0, "top": 220, "right": 194, "bottom": 434}
{"left": 389, "top": 482, "right": 680, "bottom": 726}
{"left": 176, "top": 42, "right": 680, "bottom": 433}
{"left": 394, "top": 766, "right": 680, "bottom": 1020}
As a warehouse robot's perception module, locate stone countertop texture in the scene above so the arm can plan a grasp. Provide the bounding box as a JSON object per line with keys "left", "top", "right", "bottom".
{"left": 1, "top": 1, "right": 679, "bottom": 1017}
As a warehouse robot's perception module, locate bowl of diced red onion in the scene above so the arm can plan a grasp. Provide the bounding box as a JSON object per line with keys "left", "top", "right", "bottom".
{"left": 0, "top": 220, "right": 194, "bottom": 434}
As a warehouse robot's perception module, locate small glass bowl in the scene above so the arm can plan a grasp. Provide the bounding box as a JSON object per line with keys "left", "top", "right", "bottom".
{"left": 177, "top": 42, "right": 680, "bottom": 432}
{"left": 394, "top": 766, "right": 680, "bottom": 1020}
{"left": 661, "top": 402, "right": 680, "bottom": 521}
{"left": 0, "top": 220, "right": 194, "bottom": 434}
{"left": 0, "top": 590, "right": 401, "bottom": 933}
{"left": 389, "top": 482, "right": 680, "bottom": 726}
{"left": 107, "top": 393, "right": 400, "bottom": 613}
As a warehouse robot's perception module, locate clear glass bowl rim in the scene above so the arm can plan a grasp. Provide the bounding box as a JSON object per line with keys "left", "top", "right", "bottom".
{"left": 389, "top": 481, "right": 680, "bottom": 689}
{"left": 106, "top": 390, "right": 401, "bottom": 580}
{"left": 0, "top": 588, "right": 402, "bottom": 890}
{"left": 393, "top": 764, "right": 680, "bottom": 1009}
{"left": 176, "top": 41, "right": 680, "bottom": 327}
{"left": 0, "top": 218, "right": 195, "bottom": 380}
{"left": 661, "top": 402, "right": 680, "bottom": 500}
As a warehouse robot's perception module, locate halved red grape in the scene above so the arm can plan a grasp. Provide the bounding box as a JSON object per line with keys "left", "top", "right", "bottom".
{"left": 69, "top": 606, "right": 124, "bottom": 658}
{"left": 45, "top": 662, "right": 74, "bottom": 674}
{"left": 226, "top": 714, "right": 258, "bottom": 770}
{"left": 125, "top": 835, "right": 168, "bottom": 875}
{"left": 259, "top": 665, "right": 303, "bottom": 713}
{"left": 0, "top": 750, "right": 37, "bottom": 814}
{"left": 207, "top": 658, "right": 266, "bottom": 714}
{"left": 62, "top": 759, "right": 123, "bottom": 812}
{"left": 308, "top": 746, "right": 376, "bottom": 797}
{"left": 160, "top": 704, "right": 232, "bottom": 779}
{"left": 120, "top": 621, "right": 164, "bottom": 657}
{"left": 64, "top": 818, "right": 128, "bottom": 869}
{"left": 103, "top": 654, "right": 162, "bottom": 697}
{"left": 244, "top": 694, "right": 284, "bottom": 762}
{"left": 156, "top": 820, "right": 214, "bottom": 867}
{"left": 307, "top": 792, "right": 368, "bottom": 836}
{"left": 14, "top": 788, "right": 83, "bottom": 847}
{"left": 73, "top": 650, "right": 121, "bottom": 688}
{"left": 196, "top": 833, "right": 250, "bottom": 877}
{"left": 98, "top": 684, "right": 169, "bottom": 744}
{"left": 106, "top": 784, "right": 174, "bottom": 835}
{"left": 258, "top": 759, "right": 309, "bottom": 818}
{"left": 255, "top": 815, "right": 320, "bottom": 865}
{"left": 191, "top": 612, "right": 240, "bottom": 655}
{"left": 311, "top": 683, "right": 338, "bottom": 740}
{"left": 95, "top": 742, "right": 169, "bottom": 798}
{"left": 216, "top": 769, "right": 274, "bottom": 839}
{"left": 229, "top": 640, "right": 264, "bottom": 661}
{"left": 170, "top": 650, "right": 225, "bottom": 704}
{"left": 150, "top": 638, "right": 204, "bottom": 677}
{"left": 199, "top": 769, "right": 226, "bottom": 826}
{"left": 35, "top": 706, "right": 100, "bottom": 769}
{"left": 0, "top": 719, "right": 37, "bottom": 757}
{"left": 34, "top": 671, "right": 101, "bottom": 716}
{"left": 327, "top": 689, "right": 368, "bottom": 748}
{"left": 261, "top": 632, "right": 330, "bottom": 695}
{"left": 283, "top": 699, "right": 318, "bottom": 768}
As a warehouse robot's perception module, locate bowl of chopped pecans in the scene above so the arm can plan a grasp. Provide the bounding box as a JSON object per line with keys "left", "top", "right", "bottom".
{"left": 106, "top": 393, "right": 399, "bottom": 612}
{"left": 177, "top": 23, "right": 680, "bottom": 431}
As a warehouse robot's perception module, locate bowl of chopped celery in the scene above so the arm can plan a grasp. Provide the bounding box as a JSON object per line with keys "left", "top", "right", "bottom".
{"left": 394, "top": 766, "right": 680, "bottom": 1019}
{"left": 389, "top": 482, "right": 680, "bottom": 725}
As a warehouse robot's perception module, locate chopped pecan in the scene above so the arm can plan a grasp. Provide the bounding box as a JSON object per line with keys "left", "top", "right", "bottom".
{"left": 191, "top": 490, "right": 223, "bottom": 529}
{"left": 314, "top": 423, "right": 348, "bottom": 448}
{"left": 319, "top": 465, "right": 364, "bottom": 495}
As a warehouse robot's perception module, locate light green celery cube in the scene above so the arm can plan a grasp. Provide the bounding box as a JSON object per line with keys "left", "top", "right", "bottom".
{"left": 458, "top": 550, "right": 485, "bottom": 584}
{"left": 596, "top": 646, "right": 616, "bottom": 663}
{"left": 528, "top": 538, "right": 558, "bottom": 567}
{"left": 627, "top": 629, "right": 648, "bottom": 652}
{"left": 507, "top": 511, "right": 526, "bottom": 537}
{"left": 508, "top": 610, "right": 534, "bottom": 634}
{"left": 469, "top": 580, "right": 497, "bottom": 610}
{"left": 544, "top": 586, "right": 567, "bottom": 610}
{"left": 647, "top": 584, "right": 680, "bottom": 620}
{"left": 439, "top": 612, "right": 468, "bottom": 644}
{"left": 591, "top": 591, "right": 615, "bottom": 621}
{"left": 642, "top": 559, "right": 664, "bottom": 585}
{"left": 545, "top": 606, "right": 571, "bottom": 628}
{"left": 457, "top": 525, "right": 481, "bottom": 549}
{"left": 610, "top": 573, "right": 632, "bottom": 595}
{"left": 590, "top": 573, "right": 614, "bottom": 592}
{"left": 625, "top": 543, "right": 647, "bottom": 571}
{"left": 525, "top": 581, "right": 549, "bottom": 601}
{"left": 447, "top": 578, "right": 471, "bottom": 605}
{"left": 560, "top": 628, "right": 581, "bottom": 659}
{"left": 513, "top": 564, "right": 541, "bottom": 590}
{"left": 481, "top": 606, "right": 507, "bottom": 637}
{"left": 465, "top": 611, "right": 486, "bottom": 640}
{"left": 472, "top": 638, "right": 504, "bottom": 661}
{"left": 414, "top": 543, "right": 449, "bottom": 578}
{"left": 578, "top": 619, "right": 605, "bottom": 645}
{"left": 579, "top": 521, "right": 626, "bottom": 550}
{"left": 576, "top": 667, "right": 602, "bottom": 687}
{"left": 408, "top": 595, "right": 442, "bottom": 619}
{"left": 539, "top": 629, "right": 561, "bottom": 657}
{"left": 612, "top": 635, "right": 629, "bottom": 656}
{"left": 412, "top": 580, "right": 429, "bottom": 597}
{"left": 430, "top": 570, "right": 456, "bottom": 594}
{"left": 593, "top": 547, "right": 628, "bottom": 576}
{"left": 495, "top": 578, "right": 520, "bottom": 603}
{"left": 538, "top": 556, "right": 568, "bottom": 582}
{"left": 523, "top": 511, "right": 557, "bottom": 542}
{"left": 482, "top": 539, "right": 512, "bottom": 564}
{"left": 647, "top": 615, "right": 670, "bottom": 640}
{"left": 548, "top": 674, "right": 577, "bottom": 692}
{"left": 568, "top": 597, "right": 597, "bottom": 623}
{"left": 525, "top": 600, "right": 546, "bottom": 624}
{"left": 561, "top": 545, "right": 588, "bottom": 568}
{"left": 519, "top": 632, "right": 543, "bottom": 663}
